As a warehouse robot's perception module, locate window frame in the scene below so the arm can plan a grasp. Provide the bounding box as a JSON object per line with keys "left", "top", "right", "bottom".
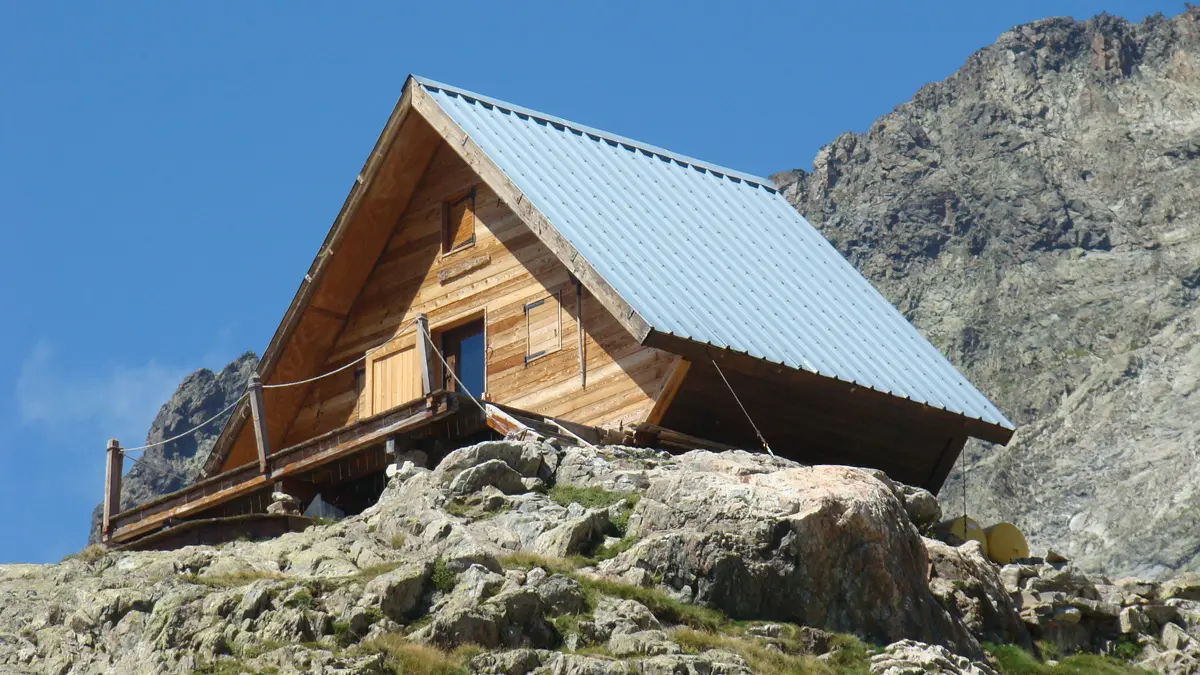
{"left": 441, "top": 187, "right": 477, "bottom": 256}
{"left": 524, "top": 291, "right": 563, "bottom": 365}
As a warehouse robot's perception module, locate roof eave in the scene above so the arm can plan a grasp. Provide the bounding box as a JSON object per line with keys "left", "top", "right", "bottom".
{"left": 643, "top": 329, "right": 1017, "bottom": 446}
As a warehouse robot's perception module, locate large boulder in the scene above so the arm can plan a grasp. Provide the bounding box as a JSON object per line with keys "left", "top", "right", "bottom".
{"left": 601, "top": 450, "right": 982, "bottom": 656}
{"left": 432, "top": 440, "right": 558, "bottom": 487}
{"left": 926, "top": 538, "right": 1032, "bottom": 649}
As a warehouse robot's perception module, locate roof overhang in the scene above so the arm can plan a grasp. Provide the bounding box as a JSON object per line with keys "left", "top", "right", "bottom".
{"left": 644, "top": 330, "right": 1016, "bottom": 446}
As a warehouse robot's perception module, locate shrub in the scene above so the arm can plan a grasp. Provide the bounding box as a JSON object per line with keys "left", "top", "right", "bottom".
{"left": 431, "top": 557, "right": 457, "bottom": 593}
{"left": 332, "top": 620, "right": 355, "bottom": 647}
{"left": 283, "top": 588, "right": 315, "bottom": 609}
{"left": 61, "top": 545, "right": 106, "bottom": 564}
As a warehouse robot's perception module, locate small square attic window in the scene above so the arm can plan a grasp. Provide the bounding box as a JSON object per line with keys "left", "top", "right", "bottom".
{"left": 443, "top": 188, "right": 476, "bottom": 254}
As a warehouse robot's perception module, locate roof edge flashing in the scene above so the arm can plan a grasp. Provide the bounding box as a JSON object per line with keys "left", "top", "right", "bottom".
{"left": 413, "top": 75, "right": 776, "bottom": 192}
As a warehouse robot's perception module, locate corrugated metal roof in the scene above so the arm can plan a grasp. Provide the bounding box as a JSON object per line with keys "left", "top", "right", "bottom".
{"left": 415, "top": 76, "right": 1014, "bottom": 431}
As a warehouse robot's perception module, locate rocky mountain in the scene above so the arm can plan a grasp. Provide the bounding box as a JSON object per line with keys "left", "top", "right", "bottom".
{"left": 7, "top": 438, "right": 1192, "bottom": 674}
{"left": 87, "top": 352, "right": 258, "bottom": 544}
{"left": 774, "top": 8, "right": 1200, "bottom": 579}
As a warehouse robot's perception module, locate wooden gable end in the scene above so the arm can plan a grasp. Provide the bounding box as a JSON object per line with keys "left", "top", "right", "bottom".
{"left": 217, "top": 138, "right": 680, "bottom": 473}
{"left": 213, "top": 99, "right": 443, "bottom": 474}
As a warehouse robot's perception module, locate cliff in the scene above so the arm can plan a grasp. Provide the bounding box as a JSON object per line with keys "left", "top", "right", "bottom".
{"left": 775, "top": 8, "right": 1200, "bottom": 578}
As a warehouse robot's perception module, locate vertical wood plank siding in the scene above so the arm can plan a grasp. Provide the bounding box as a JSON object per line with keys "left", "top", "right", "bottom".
{"left": 274, "top": 141, "right": 679, "bottom": 450}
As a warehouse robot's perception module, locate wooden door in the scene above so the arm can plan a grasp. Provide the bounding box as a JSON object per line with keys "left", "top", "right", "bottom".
{"left": 370, "top": 345, "right": 421, "bottom": 415}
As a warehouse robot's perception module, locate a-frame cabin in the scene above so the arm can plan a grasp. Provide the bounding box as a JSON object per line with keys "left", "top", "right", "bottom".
{"left": 102, "top": 76, "right": 1014, "bottom": 549}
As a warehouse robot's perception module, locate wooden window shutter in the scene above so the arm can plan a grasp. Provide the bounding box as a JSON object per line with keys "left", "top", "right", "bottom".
{"left": 370, "top": 346, "right": 421, "bottom": 415}
{"left": 443, "top": 188, "right": 476, "bottom": 253}
{"left": 525, "top": 292, "right": 562, "bottom": 363}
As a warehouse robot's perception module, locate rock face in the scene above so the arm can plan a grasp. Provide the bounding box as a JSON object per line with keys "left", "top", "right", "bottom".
{"left": 13, "top": 441, "right": 1014, "bottom": 673}
{"left": 599, "top": 451, "right": 978, "bottom": 652}
{"left": 19, "top": 438, "right": 1200, "bottom": 672}
{"left": 775, "top": 8, "right": 1200, "bottom": 578}
{"left": 87, "top": 352, "right": 258, "bottom": 544}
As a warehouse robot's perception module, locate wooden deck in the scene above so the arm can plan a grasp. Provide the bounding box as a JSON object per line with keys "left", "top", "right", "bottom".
{"left": 107, "top": 391, "right": 459, "bottom": 545}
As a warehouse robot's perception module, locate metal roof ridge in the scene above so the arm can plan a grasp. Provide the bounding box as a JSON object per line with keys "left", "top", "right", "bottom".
{"left": 412, "top": 75, "right": 777, "bottom": 191}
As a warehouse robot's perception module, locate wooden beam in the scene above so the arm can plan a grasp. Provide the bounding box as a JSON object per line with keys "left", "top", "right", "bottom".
{"left": 307, "top": 304, "right": 349, "bottom": 321}
{"left": 248, "top": 374, "right": 270, "bottom": 473}
{"left": 102, "top": 439, "right": 122, "bottom": 543}
{"left": 410, "top": 84, "right": 654, "bottom": 347}
{"left": 924, "top": 434, "right": 968, "bottom": 493}
{"left": 416, "top": 313, "right": 434, "bottom": 396}
{"left": 633, "top": 423, "right": 738, "bottom": 453}
{"left": 645, "top": 358, "right": 690, "bottom": 426}
{"left": 484, "top": 403, "right": 528, "bottom": 437}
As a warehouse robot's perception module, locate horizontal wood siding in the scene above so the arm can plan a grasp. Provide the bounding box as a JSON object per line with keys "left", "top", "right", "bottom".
{"left": 280, "top": 141, "right": 678, "bottom": 447}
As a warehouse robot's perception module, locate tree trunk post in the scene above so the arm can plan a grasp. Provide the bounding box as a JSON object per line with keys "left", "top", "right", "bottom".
{"left": 248, "top": 374, "right": 270, "bottom": 474}
{"left": 102, "top": 439, "right": 123, "bottom": 542}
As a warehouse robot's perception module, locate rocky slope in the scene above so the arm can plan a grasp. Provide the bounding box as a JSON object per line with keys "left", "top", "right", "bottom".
{"left": 774, "top": 8, "right": 1200, "bottom": 578}
{"left": 10, "top": 439, "right": 1189, "bottom": 674}
{"left": 87, "top": 353, "right": 258, "bottom": 544}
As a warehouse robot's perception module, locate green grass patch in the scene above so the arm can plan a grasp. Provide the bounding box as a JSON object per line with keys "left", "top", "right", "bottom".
{"left": 592, "top": 535, "right": 638, "bottom": 562}
{"left": 984, "top": 643, "right": 1152, "bottom": 675}
{"left": 444, "top": 498, "right": 473, "bottom": 518}
{"left": 499, "top": 551, "right": 589, "bottom": 575}
{"left": 431, "top": 557, "right": 457, "bottom": 593}
{"left": 390, "top": 533, "right": 407, "bottom": 549}
{"left": 353, "top": 562, "right": 403, "bottom": 583}
{"left": 549, "top": 485, "right": 634, "bottom": 510}
{"left": 283, "top": 588, "right": 315, "bottom": 609}
{"left": 551, "top": 613, "right": 589, "bottom": 640}
{"left": 356, "top": 633, "right": 477, "bottom": 675}
{"left": 501, "top": 551, "right": 721, "bottom": 630}
{"left": 673, "top": 627, "right": 869, "bottom": 675}
{"left": 181, "top": 570, "right": 286, "bottom": 588}
{"left": 580, "top": 576, "right": 725, "bottom": 631}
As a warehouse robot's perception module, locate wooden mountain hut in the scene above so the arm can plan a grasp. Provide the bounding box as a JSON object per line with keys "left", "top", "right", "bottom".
{"left": 101, "top": 76, "right": 1014, "bottom": 550}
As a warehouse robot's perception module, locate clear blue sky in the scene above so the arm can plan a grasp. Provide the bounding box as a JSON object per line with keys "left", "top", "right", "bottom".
{"left": 0, "top": 1, "right": 1178, "bottom": 562}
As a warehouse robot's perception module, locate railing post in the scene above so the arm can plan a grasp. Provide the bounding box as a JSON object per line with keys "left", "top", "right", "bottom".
{"left": 416, "top": 313, "right": 435, "bottom": 396}
{"left": 248, "top": 374, "right": 270, "bottom": 474}
{"left": 102, "top": 439, "right": 123, "bottom": 542}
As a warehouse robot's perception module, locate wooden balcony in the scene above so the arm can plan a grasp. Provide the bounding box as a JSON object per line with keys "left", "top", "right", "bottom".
{"left": 108, "top": 391, "right": 459, "bottom": 545}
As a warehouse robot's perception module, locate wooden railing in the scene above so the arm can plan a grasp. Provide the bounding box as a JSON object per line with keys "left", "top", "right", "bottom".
{"left": 102, "top": 313, "right": 443, "bottom": 545}
{"left": 108, "top": 391, "right": 457, "bottom": 543}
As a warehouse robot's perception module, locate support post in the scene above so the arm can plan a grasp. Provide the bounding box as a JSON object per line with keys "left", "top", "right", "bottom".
{"left": 575, "top": 278, "right": 586, "bottom": 388}
{"left": 416, "top": 313, "right": 435, "bottom": 396}
{"left": 102, "top": 439, "right": 123, "bottom": 542}
{"left": 248, "top": 373, "right": 270, "bottom": 474}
